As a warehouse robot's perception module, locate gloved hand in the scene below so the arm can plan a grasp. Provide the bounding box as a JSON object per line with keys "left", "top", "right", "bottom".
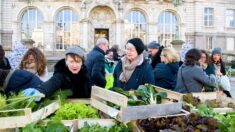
{"left": 22, "top": 88, "right": 42, "bottom": 102}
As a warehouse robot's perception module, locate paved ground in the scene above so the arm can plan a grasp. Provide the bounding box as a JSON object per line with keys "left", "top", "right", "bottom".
{"left": 230, "top": 77, "right": 235, "bottom": 98}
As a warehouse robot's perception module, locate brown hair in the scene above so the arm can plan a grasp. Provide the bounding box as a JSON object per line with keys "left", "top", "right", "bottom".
{"left": 66, "top": 53, "right": 83, "bottom": 63}
{"left": 185, "top": 48, "right": 201, "bottom": 66}
{"left": 200, "top": 50, "right": 211, "bottom": 64}
{"left": 19, "top": 47, "right": 47, "bottom": 76}
{"left": 211, "top": 52, "right": 225, "bottom": 70}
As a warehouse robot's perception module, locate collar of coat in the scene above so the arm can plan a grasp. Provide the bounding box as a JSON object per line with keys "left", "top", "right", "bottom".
{"left": 94, "top": 46, "right": 105, "bottom": 55}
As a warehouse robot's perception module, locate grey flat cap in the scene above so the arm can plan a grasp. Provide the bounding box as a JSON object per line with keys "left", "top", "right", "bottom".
{"left": 147, "top": 41, "right": 160, "bottom": 49}
{"left": 65, "top": 46, "right": 86, "bottom": 60}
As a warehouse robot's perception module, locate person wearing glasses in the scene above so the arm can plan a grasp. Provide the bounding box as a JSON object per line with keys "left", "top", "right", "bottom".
{"left": 154, "top": 47, "right": 180, "bottom": 90}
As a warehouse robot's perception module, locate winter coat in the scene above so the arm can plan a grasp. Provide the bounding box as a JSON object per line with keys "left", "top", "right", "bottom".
{"left": 85, "top": 46, "right": 106, "bottom": 87}
{"left": 36, "top": 59, "right": 91, "bottom": 98}
{"left": 0, "top": 57, "right": 11, "bottom": 70}
{"left": 203, "top": 64, "right": 215, "bottom": 75}
{"left": 209, "top": 63, "right": 226, "bottom": 76}
{"left": 150, "top": 46, "right": 164, "bottom": 68}
{"left": 113, "top": 60, "right": 155, "bottom": 90}
{"left": 154, "top": 62, "right": 179, "bottom": 90}
{"left": 3, "top": 69, "right": 43, "bottom": 94}
{"left": 174, "top": 64, "right": 216, "bottom": 93}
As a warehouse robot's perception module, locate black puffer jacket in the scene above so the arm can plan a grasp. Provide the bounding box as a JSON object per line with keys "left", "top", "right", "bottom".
{"left": 37, "top": 59, "right": 91, "bottom": 98}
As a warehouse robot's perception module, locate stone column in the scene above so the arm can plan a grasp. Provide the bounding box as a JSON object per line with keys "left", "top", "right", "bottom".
{"left": 81, "top": 19, "right": 89, "bottom": 50}
{"left": 148, "top": 22, "right": 158, "bottom": 43}
{"left": 43, "top": 21, "right": 54, "bottom": 52}
{"left": 115, "top": 19, "right": 124, "bottom": 48}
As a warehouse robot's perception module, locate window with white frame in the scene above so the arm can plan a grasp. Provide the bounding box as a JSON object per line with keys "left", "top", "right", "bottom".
{"left": 124, "top": 10, "right": 146, "bottom": 43}
{"left": 21, "top": 8, "right": 43, "bottom": 47}
{"left": 206, "top": 36, "right": 213, "bottom": 50}
{"left": 226, "top": 9, "right": 235, "bottom": 27}
{"left": 56, "top": 9, "right": 79, "bottom": 50}
{"left": 204, "top": 8, "right": 214, "bottom": 26}
{"left": 157, "top": 12, "right": 179, "bottom": 46}
{"left": 226, "top": 37, "right": 234, "bottom": 51}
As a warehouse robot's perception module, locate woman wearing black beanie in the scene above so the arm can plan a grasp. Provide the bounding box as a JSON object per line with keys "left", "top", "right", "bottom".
{"left": 113, "top": 38, "right": 155, "bottom": 90}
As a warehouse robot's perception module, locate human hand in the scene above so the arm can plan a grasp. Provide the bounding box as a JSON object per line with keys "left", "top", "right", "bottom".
{"left": 22, "top": 88, "right": 43, "bottom": 102}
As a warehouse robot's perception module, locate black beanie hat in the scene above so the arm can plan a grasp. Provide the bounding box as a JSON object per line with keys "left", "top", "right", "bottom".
{"left": 127, "top": 38, "right": 145, "bottom": 55}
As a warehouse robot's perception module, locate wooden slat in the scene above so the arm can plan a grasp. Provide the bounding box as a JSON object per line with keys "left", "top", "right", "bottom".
{"left": 120, "top": 102, "right": 182, "bottom": 122}
{"left": 91, "top": 86, "right": 128, "bottom": 107}
{"left": 154, "top": 86, "right": 184, "bottom": 101}
{"left": 66, "top": 98, "right": 90, "bottom": 104}
{"left": 192, "top": 92, "right": 217, "bottom": 102}
{"left": 0, "top": 101, "right": 60, "bottom": 129}
{"left": 90, "top": 97, "right": 120, "bottom": 119}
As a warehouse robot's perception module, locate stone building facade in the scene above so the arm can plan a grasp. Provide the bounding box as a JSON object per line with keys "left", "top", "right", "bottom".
{"left": 0, "top": 0, "right": 235, "bottom": 57}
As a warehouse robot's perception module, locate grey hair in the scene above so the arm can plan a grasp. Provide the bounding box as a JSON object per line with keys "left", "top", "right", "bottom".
{"left": 96, "top": 38, "right": 109, "bottom": 46}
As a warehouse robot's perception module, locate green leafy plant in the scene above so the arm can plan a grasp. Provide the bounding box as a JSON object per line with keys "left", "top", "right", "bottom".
{"left": 79, "top": 121, "right": 133, "bottom": 132}
{"left": 52, "top": 102, "right": 99, "bottom": 120}
{"left": 21, "top": 119, "right": 68, "bottom": 132}
{"left": 112, "top": 84, "right": 167, "bottom": 106}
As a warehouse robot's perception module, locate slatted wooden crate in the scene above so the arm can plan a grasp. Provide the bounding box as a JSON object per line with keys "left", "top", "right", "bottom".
{"left": 0, "top": 101, "right": 60, "bottom": 129}
{"left": 192, "top": 91, "right": 235, "bottom": 114}
{"left": 90, "top": 86, "right": 184, "bottom": 122}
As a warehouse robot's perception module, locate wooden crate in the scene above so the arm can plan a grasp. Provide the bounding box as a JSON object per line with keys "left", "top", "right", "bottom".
{"left": 0, "top": 101, "right": 60, "bottom": 129}
{"left": 192, "top": 92, "right": 235, "bottom": 114}
{"left": 90, "top": 86, "right": 183, "bottom": 122}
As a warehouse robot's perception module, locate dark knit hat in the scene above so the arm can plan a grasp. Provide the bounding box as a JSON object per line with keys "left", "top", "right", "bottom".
{"left": 147, "top": 41, "right": 160, "bottom": 49}
{"left": 127, "top": 38, "right": 145, "bottom": 55}
{"left": 212, "top": 48, "right": 222, "bottom": 56}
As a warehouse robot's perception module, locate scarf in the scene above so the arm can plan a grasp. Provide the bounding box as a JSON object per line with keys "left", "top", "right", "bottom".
{"left": 119, "top": 54, "right": 144, "bottom": 83}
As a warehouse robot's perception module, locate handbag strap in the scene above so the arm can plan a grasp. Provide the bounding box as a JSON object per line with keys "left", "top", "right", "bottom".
{"left": 180, "top": 67, "right": 190, "bottom": 93}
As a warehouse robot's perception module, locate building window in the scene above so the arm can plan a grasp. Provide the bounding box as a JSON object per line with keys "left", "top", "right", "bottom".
{"left": 157, "top": 12, "right": 179, "bottom": 46}
{"left": 124, "top": 10, "right": 146, "bottom": 43}
{"left": 20, "top": 8, "right": 43, "bottom": 47}
{"left": 56, "top": 9, "right": 79, "bottom": 50}
{"left": 226, "top": 9, "right": 235, "bottom": 27}
{"left": 207, "top": 36, "right": 213, "bottom": 50}
{"left": 204, "top": 8, "right": 214, "bottom": 26}
{"left": 226, "top": 38, "right": 234, "bottom": 51}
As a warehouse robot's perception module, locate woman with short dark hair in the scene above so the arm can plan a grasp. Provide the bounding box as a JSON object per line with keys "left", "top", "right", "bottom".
{"left": 175, "top": 48, "right": 217, "bottom": 93}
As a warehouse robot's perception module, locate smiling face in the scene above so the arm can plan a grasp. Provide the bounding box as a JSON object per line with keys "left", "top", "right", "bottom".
{"left": 65, "top": 54, "right": 83, "bottom": 74}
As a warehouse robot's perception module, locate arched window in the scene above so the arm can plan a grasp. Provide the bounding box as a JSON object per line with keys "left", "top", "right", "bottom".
{"left": 125, "top": 10, "right": 146, "bottom": 43}
{"left": 21, "top": 8, "right": 43, "bottom": 47}
{"left": 56, "top": 9, "right": 79, "bottom": 50}
{"left": 158, "top": 12, "right": 179, "bottom": 46}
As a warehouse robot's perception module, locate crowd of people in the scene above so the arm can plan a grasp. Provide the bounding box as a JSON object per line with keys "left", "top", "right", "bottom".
{"left": 0, "top": 37, "right": 232, "bottom": 101}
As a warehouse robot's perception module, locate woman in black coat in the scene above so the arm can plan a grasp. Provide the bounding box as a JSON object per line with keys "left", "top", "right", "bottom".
{"left": 23, "top": 46, "right": 91, "bottom": 99}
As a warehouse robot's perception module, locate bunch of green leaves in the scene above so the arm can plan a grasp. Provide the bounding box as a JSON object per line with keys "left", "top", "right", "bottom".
{"left": 113, "top": 84, "right": 167, "bottom": 106}
{"left": 79, "top": 121, "right": 133, "bottom": 132}
{"left": 52, "top": 102, "right": 99, "bottom": 120}
{"left": 135, "top": 84, "right": 167, "bottom": 104}
{"left": 215, "top": 112, "right": 235, "bottom": 132}
{"left": 21, "top": 119, "right": 68, "bottom": 132}
{"left": 0, "top": 92, "right": 38, "bottom": 117}
{"left": 192, "top": 104, "right": 216, "bottom": 118}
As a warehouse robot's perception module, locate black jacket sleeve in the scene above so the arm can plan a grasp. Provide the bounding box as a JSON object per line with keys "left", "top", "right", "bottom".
{"left": 91, "top": 54, "right": 106, "bottom": 87}
{"left": 36, "top": 73, "right": 64, "bottom": 97}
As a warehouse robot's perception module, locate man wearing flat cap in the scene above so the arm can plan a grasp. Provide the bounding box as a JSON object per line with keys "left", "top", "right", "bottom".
{"left": 23, "top": 46, "right": 92, "bottom": 99}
